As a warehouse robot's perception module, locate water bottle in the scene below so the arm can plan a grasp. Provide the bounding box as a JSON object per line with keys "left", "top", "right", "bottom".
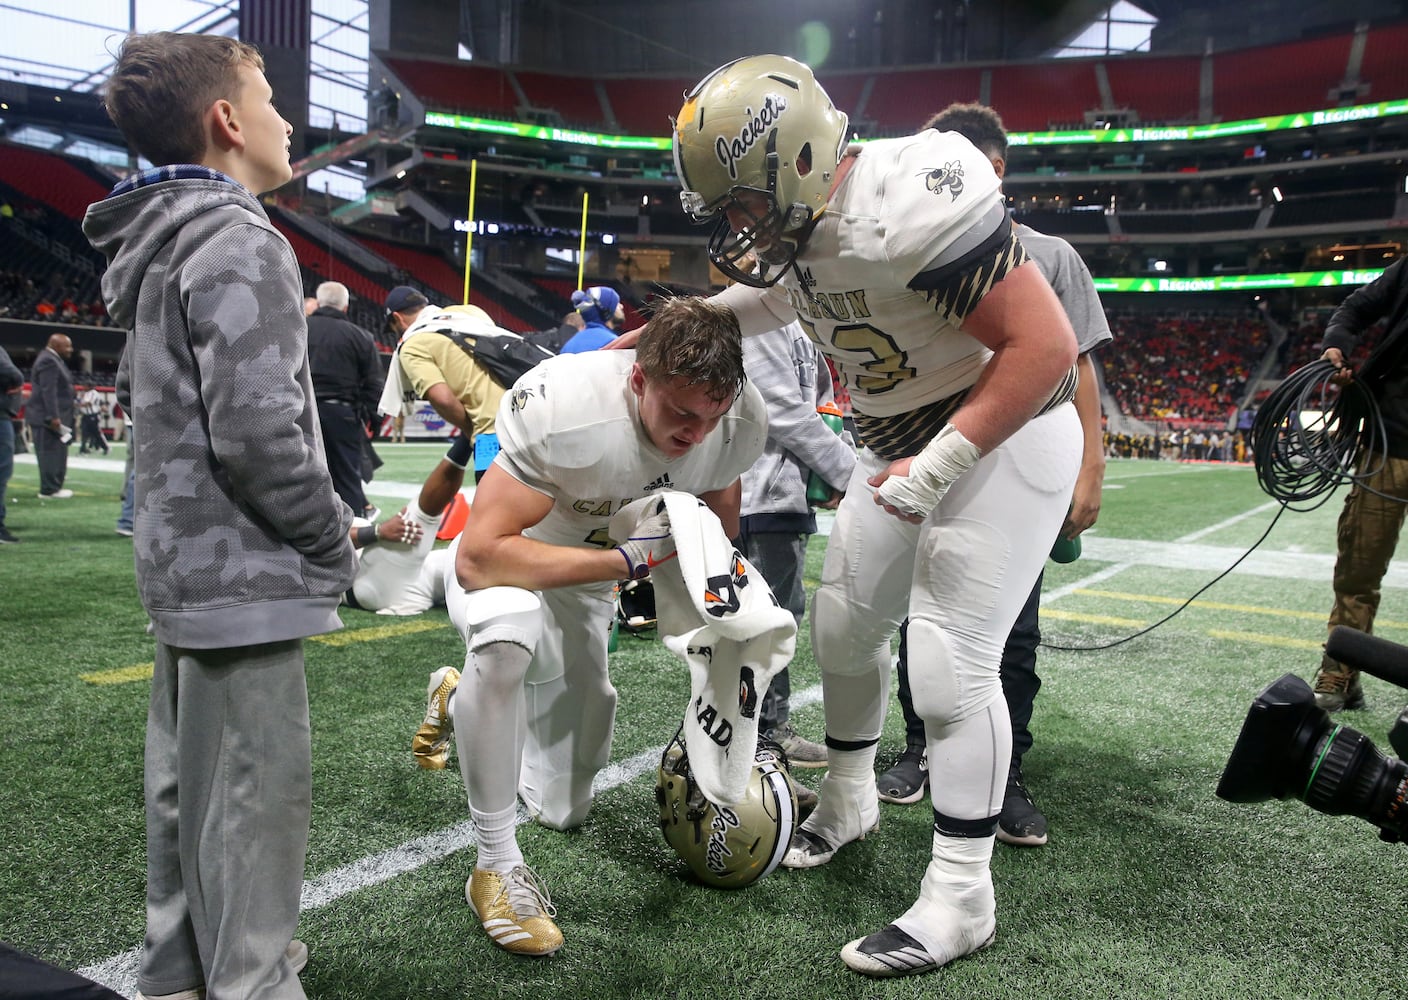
{"left": 1049, "top": 533, "right": 1082, "bottom": 563}
{"left": 806, "top": 402, "right": 845, "bottom": 505}
{"left": 1049, "top": 508, "right": 1082, "bottom": 563}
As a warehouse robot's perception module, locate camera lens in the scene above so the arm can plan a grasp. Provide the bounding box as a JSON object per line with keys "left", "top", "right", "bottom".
{"left": 1217, "top": 673, "right": 1408, "bottom": 843}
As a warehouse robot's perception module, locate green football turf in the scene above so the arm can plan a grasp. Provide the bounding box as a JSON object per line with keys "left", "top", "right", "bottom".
{"left": 3, "top": 445, "right": 1406, "bottom": 999}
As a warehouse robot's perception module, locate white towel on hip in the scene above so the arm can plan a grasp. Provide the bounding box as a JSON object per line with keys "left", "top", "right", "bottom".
{"left": 609, "top": 491, "right": 797, "bottom": 806}
{"left": 377, "top": 321, "right": 441, "bottom": 418}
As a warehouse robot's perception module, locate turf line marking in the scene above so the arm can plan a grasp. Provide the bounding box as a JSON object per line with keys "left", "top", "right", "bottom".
{"left": 78, "top": 687, "right": 823, "bottom": 996}
{"left": 79, "top": 623, "right": 452, "bottom": 685}
{"left": 1178, "top": 499, "right": 1281, "bottom": 543}
{"left": 1075, "top": 588, "right": 1408, "bottom": 632}
{"left": 310, "top": 620, "right": 449, "bottom": 647}
{"left": 1041, "top": 609, "right": 1146, "bottom": 627}
{"left": 1207, "top": 629, "right": 1325, "bottom": 651}
{"left": 81, "top": 663, "right": 154, "bottom": 685}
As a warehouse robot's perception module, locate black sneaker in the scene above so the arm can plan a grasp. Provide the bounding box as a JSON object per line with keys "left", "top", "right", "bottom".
{"left": 996, "top": 762, "right": 1047, "bottom": 846}
{"left": 0, "top": 527, "right": 16, "bottom": 544}
{"left": 877, "top": 743, "right": 928, "bottom": 805}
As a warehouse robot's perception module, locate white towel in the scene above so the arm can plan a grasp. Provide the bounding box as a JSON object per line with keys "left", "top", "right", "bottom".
{"left": 609, "top": 492, "right": 797, "bottom": 805}
{"left": 376, "top": 325, "right": 431, "bottom": 418}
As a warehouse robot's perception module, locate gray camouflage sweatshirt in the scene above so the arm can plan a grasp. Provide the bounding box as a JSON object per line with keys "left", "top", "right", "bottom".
{"left": 84, "top": 169, "right": 355, "bottom": 648}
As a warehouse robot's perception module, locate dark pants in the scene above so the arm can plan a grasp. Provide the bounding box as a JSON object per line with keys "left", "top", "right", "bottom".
{"left": 1321, "top": 451, "right": 1408, "bottom": 671}
{"left": 733, "top": 526, "right": 808, "bottom": 733}
{"left": 0, "top": 418, "right": 12, "bottom": 528}
{"left": 897, "top": 569, "right": 1044, "bottom": 766}
{"left": 317, "top": 402, "right": 369, "bottom": 515}
{"left": 80, "top": 412, "right": 107, "bottom": 453}
{"left": 31, "top": 424, "right": 69, "bottom": 495}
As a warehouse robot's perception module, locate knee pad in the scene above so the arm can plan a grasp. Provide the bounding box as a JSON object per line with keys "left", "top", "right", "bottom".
{"left": 811, "top": 586, "right": 896, "bottom": 678}
{"left": 904, "top": 617, "right": 1002, "bottom": 728}
{"left": 521, "top": 772, "right": 596, "bottom": 831}
{"left": 463, "top": 586, "right": 544, "bottom": 654}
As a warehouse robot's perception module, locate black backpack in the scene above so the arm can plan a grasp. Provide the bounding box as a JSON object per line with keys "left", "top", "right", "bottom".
{"left": 435, "top": 327, "right": 554, "bottom": 389}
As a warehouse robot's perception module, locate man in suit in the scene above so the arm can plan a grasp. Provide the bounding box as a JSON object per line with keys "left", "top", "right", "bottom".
{"left": 26, "top": 333, "right": 76, "bottom": 499}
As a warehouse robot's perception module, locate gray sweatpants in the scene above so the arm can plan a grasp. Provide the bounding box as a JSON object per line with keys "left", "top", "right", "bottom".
{"left": 138, "top": 639, "right": 311, "bottom": 1000}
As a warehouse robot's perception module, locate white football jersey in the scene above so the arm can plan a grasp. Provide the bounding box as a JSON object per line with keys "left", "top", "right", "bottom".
{"left": 722, "top": 130, "right": 1009, "bottom": 418}
{"left": 493, "top": 351, "right": 767, "bottom": 550}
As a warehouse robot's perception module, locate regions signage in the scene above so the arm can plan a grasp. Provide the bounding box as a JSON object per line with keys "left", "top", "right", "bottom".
{"left": 424, "top": 98, "right": 1408, "bottom": 153}
{"left": 422, "top": 111, "right": 671, "bottom": 150}
{"left": 1007, "top": 99, "right": 1408, "bottom": 147}
{"left": 1090, "top": 269, "right": 1386, "bottom": 293}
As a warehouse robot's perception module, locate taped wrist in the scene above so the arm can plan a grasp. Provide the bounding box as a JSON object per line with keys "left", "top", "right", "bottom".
{"left": 875, "top": 424, "right": 982, "bottom": 518}
{"left": 355, "top": 523, "right": 379, "bottom": 547}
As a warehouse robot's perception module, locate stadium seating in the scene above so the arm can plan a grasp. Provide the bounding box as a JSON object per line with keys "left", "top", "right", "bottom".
{"left": 1212, "top": 33, "right": 1353, "bottom": 122}
{"left": 383, "top": 58, "right": 518, "bottom": 118}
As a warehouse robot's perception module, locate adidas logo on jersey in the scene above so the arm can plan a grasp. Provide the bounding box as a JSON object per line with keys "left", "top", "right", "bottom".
{"left": 643, "top": 473, "right": 675, "bottom": 492}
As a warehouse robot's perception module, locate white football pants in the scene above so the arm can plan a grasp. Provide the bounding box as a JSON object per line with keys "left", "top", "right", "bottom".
{"left": 443, "top": 535, "right": 618, "bottom": 831}
{"left": 810, "top": 404, "right": 1081, "bottom": 822}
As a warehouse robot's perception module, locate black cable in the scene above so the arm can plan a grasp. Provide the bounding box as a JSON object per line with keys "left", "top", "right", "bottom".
{"left": 1248, "top": 358, "right": 1385, "bottom": 510}
{"left": 1040, "top": 501, "right": 1287, "bottom": 651}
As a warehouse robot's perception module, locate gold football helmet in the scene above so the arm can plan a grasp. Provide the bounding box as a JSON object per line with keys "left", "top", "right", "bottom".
{"left": 655, "top": 727, "right": 799, "bottom": 889}
{"left": 672, "top": 54, "right": 850, "bottom": 287}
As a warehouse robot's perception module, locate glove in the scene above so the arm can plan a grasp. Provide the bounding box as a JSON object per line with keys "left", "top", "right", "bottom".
{"left": 875, "top": 423, "right": 982, "bottom": 519}
{"left": 616, "top": 499, "right": 677, "bottom": 580}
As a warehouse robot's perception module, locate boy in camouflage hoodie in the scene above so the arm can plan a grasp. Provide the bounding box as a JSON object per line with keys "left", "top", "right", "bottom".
{"left": 84, "top": 32, "right": 355, "bottom": 1000}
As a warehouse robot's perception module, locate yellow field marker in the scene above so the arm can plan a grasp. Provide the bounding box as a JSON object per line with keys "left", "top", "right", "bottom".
{"left": 310, "top": 619, "right": 449, "bottom": 647}
{"left": 81, "top": 662, "right": 154, "bottom": 685}
{"left": 1074, "top": 589, "right": 1408, "bottom": 632}
{"left": 1207, "top": 630, "right": 1325, "bottom": 652}
{"left": 82, "top": 620, "right": 452, "bottom": 684}
{"left": 1041, "top": 608, "right": 1146, "bottom": 627}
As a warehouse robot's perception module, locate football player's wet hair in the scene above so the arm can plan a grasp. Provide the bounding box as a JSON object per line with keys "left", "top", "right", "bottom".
{"left": 923, "top": 101, "right": 1009, "bottom": 163}
{"left": 636, "top": 296, "right": 746, "bottom": 405}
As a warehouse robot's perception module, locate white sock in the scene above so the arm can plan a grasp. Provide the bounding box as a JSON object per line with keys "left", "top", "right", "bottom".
{"left": 472, "top": 803, "right": 524, "bottom": 873}
{"left": 802, "top": 745, "right": 879, "bottom": 840}
{"left": 893, "top": 832, "right": 996, "bottom": 961}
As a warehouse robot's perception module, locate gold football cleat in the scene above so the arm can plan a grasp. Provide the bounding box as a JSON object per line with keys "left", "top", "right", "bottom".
{"left": 412, "top": 666, "right": 459, "bottom": 769}
{"left": 467, "top": 865, "right": 564, "bottom": 956}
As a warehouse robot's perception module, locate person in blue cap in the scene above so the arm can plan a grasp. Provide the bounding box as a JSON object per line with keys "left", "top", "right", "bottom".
{"left": 560, "top": 286, "right": 625, "bottom": 353}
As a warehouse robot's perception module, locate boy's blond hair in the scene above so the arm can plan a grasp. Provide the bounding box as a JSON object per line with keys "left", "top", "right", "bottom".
{"left": 104, "top": 32, "right": 264, "bottom": 167}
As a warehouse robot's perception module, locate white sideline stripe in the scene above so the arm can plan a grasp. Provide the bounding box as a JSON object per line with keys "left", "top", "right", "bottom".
{"left": 12, "top": 453, "right": 453, "bottom": 503}
{"left": 1039, "top": 499, "right": 1384, "bottom": 603}
{"left": 78, "top": 687, "right": 825, "bottom": 997}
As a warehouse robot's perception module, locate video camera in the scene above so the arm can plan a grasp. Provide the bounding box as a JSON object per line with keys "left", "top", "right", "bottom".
{"left": 1217, "top": 626, "right": 1408, "bottom": 843}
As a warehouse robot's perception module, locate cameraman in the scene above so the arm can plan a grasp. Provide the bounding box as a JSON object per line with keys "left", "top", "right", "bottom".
{"left": 1311, "top": 254, "right": 1408, "bottom": 712}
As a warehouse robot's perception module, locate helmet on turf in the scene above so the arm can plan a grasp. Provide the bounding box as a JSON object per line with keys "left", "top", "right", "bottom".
{"left": 655, "top": 728, "right": 798, "bottom": 889}
{"left": 615, "top": 578, "right": 657, "bottom": 635}
{"left": 672, "top": 54, "right": 849, "bottom": 288}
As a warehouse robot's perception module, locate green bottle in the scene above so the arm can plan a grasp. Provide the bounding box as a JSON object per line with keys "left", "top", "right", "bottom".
{"left": 1050, "top": 507, "right": 1082, "bottom": 564}
{"left": 1049, "top": 533, "right": 1082, "bottom": 563}
{"left": 807, "top": 402, "right": 845, "bottom": 506}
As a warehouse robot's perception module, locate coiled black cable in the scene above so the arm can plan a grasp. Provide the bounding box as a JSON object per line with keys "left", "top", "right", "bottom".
{"left": 1248, "top": 358, "right": 1386, "bottom": 510}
